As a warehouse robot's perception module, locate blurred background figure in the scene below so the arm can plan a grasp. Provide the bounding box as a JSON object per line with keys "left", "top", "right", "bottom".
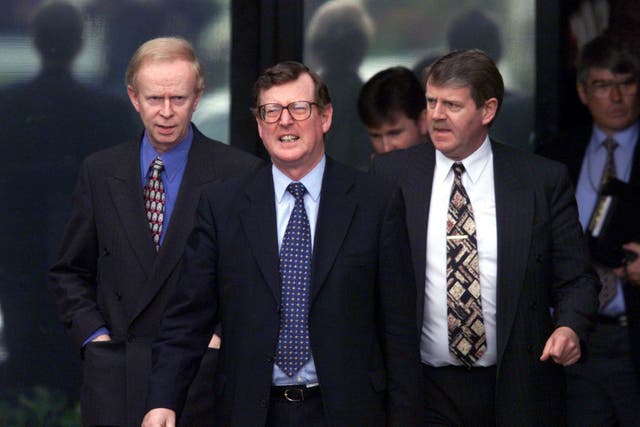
{"left": 0, "top": 0, "right": 137, "bottom": 401}
{"left": 306, "top": 0, "right": 374, "bottom": 170}
{"left": 444, "top": 9, "right": 534, "bottom": 151}
{"left": 357, "top": 66, "right": 428, "bottom": 157}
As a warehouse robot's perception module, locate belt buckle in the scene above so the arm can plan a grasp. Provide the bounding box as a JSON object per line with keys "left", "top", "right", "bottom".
{"left": 620, "top": 315, "right": 628, "bottom": 327}
{"left": 284, "top": 387, "right": 303, "bottom": 402}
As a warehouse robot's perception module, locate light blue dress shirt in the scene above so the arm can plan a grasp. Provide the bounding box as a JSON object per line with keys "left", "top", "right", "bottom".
{"left": 271, "top": 156, "right": 325, "bottom": 386}
{"left": 575, "top": 122, "right": 638, "bottom": 315}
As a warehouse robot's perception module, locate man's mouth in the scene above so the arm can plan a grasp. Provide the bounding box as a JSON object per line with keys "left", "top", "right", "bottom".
{"left": 280, "top": 135, "right": 299, "bottom": 142}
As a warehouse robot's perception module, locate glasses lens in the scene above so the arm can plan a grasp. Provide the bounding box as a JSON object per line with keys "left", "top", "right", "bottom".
{"left": 261, "top": 104, "right": 283, "bottom": 122}
{"left": 289, "top": 102, "right": 311, "bottom": 120}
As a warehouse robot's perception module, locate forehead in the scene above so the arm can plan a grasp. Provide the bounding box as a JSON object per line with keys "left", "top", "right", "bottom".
{"left": 136, "top": 59, "right": 196, "bottom": 87}
{"left": 369, "top": 113, "right": 415, "bottom": 130}
{"left": 425, "top": 80, "right": 472, "bottom": 100}
{"left": 259, "top": 73, "right": 315, "bottom": 104}
{"left": 585, "top": 67, "right": 633, "bottom": 82}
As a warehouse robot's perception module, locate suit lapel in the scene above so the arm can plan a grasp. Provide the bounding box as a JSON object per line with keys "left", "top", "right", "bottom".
{"left": 240, "top": 166, "right": 281, "bottom": 304}
{"left": 129, "top": 131, "right": 226, "bottom": 321}
{"left": 311, "top": 159, "right": 357, "bottom": 304}
{"left": 405, "top": 144, "right": 434, "bottom": 329}
{"left": 108, "top": 140, "right": 156, "bottom": 279}
{"left": 492, "top": 142, "right": 533, "bottom": 364}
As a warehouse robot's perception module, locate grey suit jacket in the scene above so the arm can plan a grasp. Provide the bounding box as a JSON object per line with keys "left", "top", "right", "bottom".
{"left": 371, "top": 140, "right": 599, "bottom": 426}
{"left": 48, "top": 125, "right": 263, "bottom": 426}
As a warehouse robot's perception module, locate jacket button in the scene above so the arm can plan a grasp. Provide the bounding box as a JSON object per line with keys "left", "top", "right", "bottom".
{"left": 115, "top": 291, "right": 122, "bottom": 301}
{"left": 265, "top": 354, "right": 275, "bottom": 363}
{"left": 259, "top": 398, "right": 267, "bottom": 408}
{"left": 536, "top": 254, "right": 543, "bottom": 263}
{"left": 127, "top": 334, "right": 135, "bottom": 343}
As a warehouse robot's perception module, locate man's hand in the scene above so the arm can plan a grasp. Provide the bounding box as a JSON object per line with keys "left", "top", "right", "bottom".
{"left": 539, "top": 326, "right": 581, "bottom": 366}
{"left": 92, "top": 334, "right": 111, "bottom": 342}
{"left": 613, "top": 242, "right": 640, "bottom": 286}
{"left": 141, "top": 408, "right": 176, "bottom": 427}
{"left": 208, "top": 333, "right": 221, "bottom": 349}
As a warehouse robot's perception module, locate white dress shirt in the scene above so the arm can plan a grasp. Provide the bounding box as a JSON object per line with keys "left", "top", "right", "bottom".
{"left": 421, "top": 137, "right": 498, "bottom": 367}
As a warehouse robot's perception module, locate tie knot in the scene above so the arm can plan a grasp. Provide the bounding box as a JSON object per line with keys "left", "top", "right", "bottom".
{"left": 452, "top": 162, "right": 465, "bottom": 177}
{"left": 150, "top": 157, "right": 164, "bottom": 173}
{"left": 603, "top": 138, "right": 618, "bottom": 153}
{"left": 287, "top": 182, "right": 307, "bottom": 200}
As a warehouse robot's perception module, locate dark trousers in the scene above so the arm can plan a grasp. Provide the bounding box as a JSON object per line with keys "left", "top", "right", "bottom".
{"left": 422, "top": 363, "right": 496, "bottom": 427}
{"left": 566, "top": 320, "right": 640, "bottom": 427}
{"left": 265, "top": 386, "right": 326, "bottom": 427}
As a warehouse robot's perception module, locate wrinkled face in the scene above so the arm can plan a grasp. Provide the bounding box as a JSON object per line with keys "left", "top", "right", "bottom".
{"left": 425, "top": 80, "right": 496, "bottom": 161}
{"left": 127, "top": 59, "right": 202, "bottom": 153}
{"left": 577, "top": 68, "right": 640, "bottom": 135}
{"left": 256, "top": 73, "right": 332, "bottom": 179}
{"left": 366, "top": 111, "right": 428, "bottom": 154}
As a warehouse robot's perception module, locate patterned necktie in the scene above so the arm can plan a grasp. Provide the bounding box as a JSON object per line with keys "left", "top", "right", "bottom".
{"left": 143, "top": 157, "right": 165, "bottom": 251}
{"left": 275, "top": 182, "right": 312, "bottom": 376}
{"left": 589, "top": 138, "right": 619, "bottom": 307}
{"left": 447, "top": 162, "right": 486, "bottom": 367}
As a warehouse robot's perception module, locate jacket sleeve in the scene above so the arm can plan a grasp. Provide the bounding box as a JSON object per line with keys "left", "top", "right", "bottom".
{"left": 48, "top": 158, "right": 105, "bottom": 351}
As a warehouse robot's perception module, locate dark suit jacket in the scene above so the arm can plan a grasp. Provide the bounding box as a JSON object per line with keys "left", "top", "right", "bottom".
{"left": 48, "top": 125, "right": 262, "bottom": 427}
{"left": 146, "top": 158, "right": 422, "bottom": 426}
{"left": 371, "top": 141, "right": 599, "bottom": 426}
{"left": 537, "top": 123, "right": 640, "bottom": 385}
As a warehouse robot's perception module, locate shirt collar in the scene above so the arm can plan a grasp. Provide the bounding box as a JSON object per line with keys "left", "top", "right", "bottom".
{"left": 273, "top": 155, "right": 325, "bottom": 203}
{"left": 590, "top": 121, "right": 639, "bottom": 155}
{"left": 141, "top": 124, "right": 194, "bottom": 182}
{"left": 434, "top": 136, "right": 492, "bottom": 184}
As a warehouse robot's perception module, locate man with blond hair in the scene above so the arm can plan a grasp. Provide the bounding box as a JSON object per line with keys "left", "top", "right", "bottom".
{"left": 49, "top": 36, "right": 261, "bottom": 426}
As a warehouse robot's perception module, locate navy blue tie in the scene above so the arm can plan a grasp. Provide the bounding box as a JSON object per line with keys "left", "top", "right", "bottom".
{"left": 275, "top": 182, "right": 312, "bottom": 376}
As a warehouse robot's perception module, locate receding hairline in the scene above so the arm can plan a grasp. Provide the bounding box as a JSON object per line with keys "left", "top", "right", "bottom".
{"left": 125, "top": 37, "right": 205, "bottom": 93}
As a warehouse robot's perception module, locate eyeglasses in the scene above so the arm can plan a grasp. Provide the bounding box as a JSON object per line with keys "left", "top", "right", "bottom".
{"left": 255, "top": 101, "right": 319, "bottom": 123}
{"left": 588, "top": 77, "right": 638, "bottom": 98}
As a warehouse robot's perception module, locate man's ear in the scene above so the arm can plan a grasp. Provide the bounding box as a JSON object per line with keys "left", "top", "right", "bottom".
{"left": 127, "top": 85, "right": 141, "bottom": 112}
{"left": 577, "top": 82, "right": 588, "bottom": 105}
{"left": 481, "top": 98, "right": 498, "bottom": 126}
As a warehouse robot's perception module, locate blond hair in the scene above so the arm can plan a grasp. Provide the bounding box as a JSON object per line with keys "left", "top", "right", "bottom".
{"left": 125, "top": 37, "right": 205, "bottom": 93}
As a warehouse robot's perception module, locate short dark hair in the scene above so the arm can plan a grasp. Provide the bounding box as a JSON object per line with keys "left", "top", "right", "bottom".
{"left": 426, "top": 49, "right": 504, "bottom": 118}
{"left": 252, "top": 61, "right": 331, "bottom": 109}
{"left": 577, "top": 35, "right": 640, "bottom": 84}
{"left": 357, "top": 66, "right": 426, "bottom": 127}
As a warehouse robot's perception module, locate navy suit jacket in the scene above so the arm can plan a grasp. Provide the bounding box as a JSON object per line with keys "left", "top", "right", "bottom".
{"left": 146, "top": 157, "right": 422, "bottom": 426}
{"left": 371, "top": 141, "right": 599, "bottom": 426}
{"left": 538, "top": 123, "right": 640, "bottom": 386}
{"left": 49, "top": 125, "right": 263, "bottom": 426}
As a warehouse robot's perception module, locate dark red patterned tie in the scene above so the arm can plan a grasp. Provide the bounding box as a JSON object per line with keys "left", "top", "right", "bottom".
{"left": 143, "top": 157, "right": 165, "bottom": 251}
{"left": 447, "top": 162, "right": 486, "bottom": 367}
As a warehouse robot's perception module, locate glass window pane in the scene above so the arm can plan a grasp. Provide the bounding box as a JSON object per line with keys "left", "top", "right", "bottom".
{"left": 0, "top": 0, "right": 230, "bottom": 413}
{"left": 304, "top": 0, "right": 536, "bottom": 166}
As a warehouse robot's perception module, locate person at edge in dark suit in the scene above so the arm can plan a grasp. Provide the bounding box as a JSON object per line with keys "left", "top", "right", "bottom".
{"left": 142, "top": 60, "right": 422, "bottom": 427}
{"left": 371, "top": 49, "right": 599, "bottom": 426}
{"left": 48, "top": 36, "right": 263, "bottom": 427}
{"left": 537, "top": 34, "right": 640, "bottom": 427}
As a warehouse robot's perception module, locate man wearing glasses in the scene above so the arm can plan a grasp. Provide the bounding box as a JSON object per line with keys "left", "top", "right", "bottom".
{"left": 538, "top": 34, "right": 640, "bottom": 426}
{"left": 142, "top": 61, "right": 421, "bottom": 427}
